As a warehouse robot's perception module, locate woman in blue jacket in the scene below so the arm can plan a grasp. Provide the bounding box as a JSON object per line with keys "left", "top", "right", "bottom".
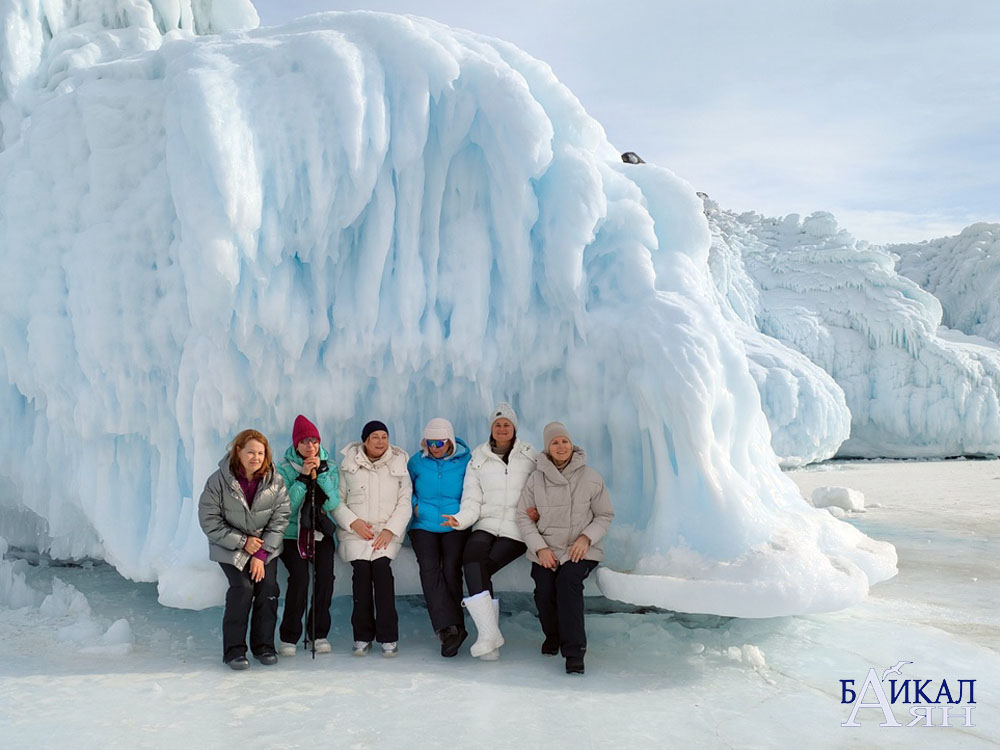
{"left": 408, "top": 417, "right": 472, "bottom": 657}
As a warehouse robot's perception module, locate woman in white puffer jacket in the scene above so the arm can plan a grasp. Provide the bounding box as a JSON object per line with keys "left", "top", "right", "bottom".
{"left": 333, "top": 420, "right": 412, "bottom": 657}
{"left": 442, "top": 402, "right": 538, "bottom": 660}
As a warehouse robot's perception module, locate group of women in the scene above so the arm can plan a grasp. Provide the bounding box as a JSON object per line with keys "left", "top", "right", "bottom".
{"left": 197, "top": 403, "right": 614, "bottom": 675}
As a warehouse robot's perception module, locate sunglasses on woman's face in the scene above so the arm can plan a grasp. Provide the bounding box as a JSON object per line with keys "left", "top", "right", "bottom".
{"left": 426, "top": 439, "right": 447, "bottom": 449}
{"left": 301, "top": 438, "right": 320, "bottom": 445}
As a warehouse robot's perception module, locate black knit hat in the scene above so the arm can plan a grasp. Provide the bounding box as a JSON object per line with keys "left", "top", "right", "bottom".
{"left": 362, "top": 420, "right": 389, "bottom": 442}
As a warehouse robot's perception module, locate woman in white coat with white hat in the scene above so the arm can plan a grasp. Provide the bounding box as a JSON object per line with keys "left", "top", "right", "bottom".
{"left": 442, "top": 402, "right": 538, "bottom": 660}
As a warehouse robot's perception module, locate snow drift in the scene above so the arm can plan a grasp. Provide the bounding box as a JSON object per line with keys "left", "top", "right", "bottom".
{"left": 0, "top": 3, "right": 896, "bottom": 616}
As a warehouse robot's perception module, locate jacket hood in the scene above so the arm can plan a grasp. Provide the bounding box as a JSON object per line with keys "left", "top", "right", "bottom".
{"left": 471, "top": 437, "right": 535, "bottom": 467}
{"left": 421, "top": 436, "right": 470, "bottom": 460}
{"left": 340, "top": 441, "right": 408, "bottom": 473}
{"left": 538, "top": 446, "right": 587, "bottom": 482}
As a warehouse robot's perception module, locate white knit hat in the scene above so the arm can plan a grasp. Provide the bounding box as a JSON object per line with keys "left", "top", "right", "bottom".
{"left": 490, "top": 402, "right": 518, "bottom": 430}
{"left": 422, "top": 417, "right": 455, "bottom": 452}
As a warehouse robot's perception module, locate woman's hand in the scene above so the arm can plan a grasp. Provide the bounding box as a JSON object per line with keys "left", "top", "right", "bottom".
{"left": 372, "top": 529, "right": 395, "bottom": 551}
{"left": 299, "top": 456, "right": 321, "bottom": 474}
{"left": 350, "top": 519, "right": 375, "bottom": 540}
{"left": 537, "top": 547, "right": 558, "bottom": 570}
{"left": 249, "top": 557, "right": 265, "bottom": 582}
{"left": 526, "top": 507, "right": 540, "bottom": 523}
{"left": 440, "top": 515, "right": 460, "bottom": 528}
{"left": 569, "top": 534, "right": 591, "bottom": 563}
{"left": 243, "top": 536, "right": 263, "bottom": 554}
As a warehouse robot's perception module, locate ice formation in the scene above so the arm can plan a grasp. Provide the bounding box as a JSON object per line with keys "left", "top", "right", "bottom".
{"left": 893, "top": 223, "right": 1000, "bottom": 344}
{"left": 706, "top": 201, "right": 1000, "bottom": 458}
{"left": 811, "top": 486, "right": 865, "bottom": 512}
{"left": 0, "top": 3, "right": 896, "bottom": 616}
{"left": 706, "top": 209, "right": 851, "bottom": 466}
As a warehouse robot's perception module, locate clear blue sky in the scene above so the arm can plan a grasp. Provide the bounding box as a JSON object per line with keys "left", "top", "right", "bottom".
{"left": 250, "top": 0, "right": 1000, "bottom": 244}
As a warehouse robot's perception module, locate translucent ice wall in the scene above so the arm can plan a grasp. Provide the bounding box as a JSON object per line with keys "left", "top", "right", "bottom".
{"left": 894, "top": 224, "right": 1000, "bottom": 343}
{"left": 706, "top": 203, "right": 1000, "bottom": 458}
{"left": 0, "top": 6, "right": 896, "bottom": 615}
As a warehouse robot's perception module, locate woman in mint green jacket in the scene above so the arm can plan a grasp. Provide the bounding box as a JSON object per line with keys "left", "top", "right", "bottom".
{"left": 275, "top": 415, "right": 339, "bottom": 656}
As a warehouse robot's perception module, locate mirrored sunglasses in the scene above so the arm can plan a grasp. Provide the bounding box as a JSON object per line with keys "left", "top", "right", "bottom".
{"left": 426, "top": 439, "right": 448, "bottom": 449}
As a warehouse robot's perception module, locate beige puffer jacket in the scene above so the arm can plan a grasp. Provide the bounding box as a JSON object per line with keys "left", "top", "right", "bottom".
{"left": 333, "top": 442, "right": 412, "bottom": 562}
{"left": 453, "top": 439, "right": 538, "bottom": 541}
{"left": 516, "top": 448, "right": 614, "bottom": 565}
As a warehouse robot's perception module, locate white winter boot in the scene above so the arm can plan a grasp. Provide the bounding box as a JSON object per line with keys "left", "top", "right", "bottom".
{"left": 477, "top": 599, "right": 502, "bottom": 660}
{"left": 463, "top": 591, "right": 504, "bottom": 658}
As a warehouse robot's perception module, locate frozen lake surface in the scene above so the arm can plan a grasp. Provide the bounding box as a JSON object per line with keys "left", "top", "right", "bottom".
{"left": 1, "top": 460, "right": 997, "bottom": 749}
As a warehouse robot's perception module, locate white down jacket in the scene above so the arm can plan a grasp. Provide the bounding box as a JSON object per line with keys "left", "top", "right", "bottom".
{"left": 333, "top": 442, "right": 412, "bottom": 562}
{"left": 452, "top": 439, "right": 538, "bottom": 541}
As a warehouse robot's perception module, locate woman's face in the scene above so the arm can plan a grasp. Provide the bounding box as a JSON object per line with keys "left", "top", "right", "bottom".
{"left": 491, "top": 418, "right": 514, "bottom": 444}
{"left": 364, "top": 430, "right": 389, "bottom": 460}
{"left": 548, "top": 436, "right": 573, "bottom": 463}
{"left": 238, "top": 439, "right": 267, "bottom": 476}
{"left": 297, "top": 438, "right": 320, "bottom": 460}
{"left": 427, "top": 439, "right": 451, "bottom": 459}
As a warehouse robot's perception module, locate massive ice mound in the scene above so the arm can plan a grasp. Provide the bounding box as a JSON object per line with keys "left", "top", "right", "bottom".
{"left": 0, "top": 4, "right": 895, "bottom": 616}
{"left": 893, "top": 223, "right": 1000, "bottom": 344}
{"left": 706, "top": 203, "right": 1000, "bottom": 457}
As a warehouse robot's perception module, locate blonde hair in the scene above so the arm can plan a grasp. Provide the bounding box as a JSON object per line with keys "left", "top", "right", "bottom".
{"left": 228, "top": 429, "right": 273, "bottom": 480}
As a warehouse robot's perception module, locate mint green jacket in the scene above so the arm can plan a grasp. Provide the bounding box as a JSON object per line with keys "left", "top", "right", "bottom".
{"left": 276, "top": 444, "right": 340, "bottom": 541}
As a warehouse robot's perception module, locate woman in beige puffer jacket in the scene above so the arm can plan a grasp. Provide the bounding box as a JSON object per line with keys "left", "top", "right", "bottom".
{"left": 516, "top": 421, "right": 613, "bottom": 676}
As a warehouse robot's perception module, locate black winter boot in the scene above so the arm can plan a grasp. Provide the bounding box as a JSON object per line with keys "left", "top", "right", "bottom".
{"left": 541, "top": 635, "right": 560, "bottom": 656}
{"left": 440, "top": 625, "right": 468, "bottom": 658}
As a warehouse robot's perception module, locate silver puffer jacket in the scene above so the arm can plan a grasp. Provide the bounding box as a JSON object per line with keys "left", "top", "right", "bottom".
{"left": 198, "top": 456, "right": 291, "bottom": 570}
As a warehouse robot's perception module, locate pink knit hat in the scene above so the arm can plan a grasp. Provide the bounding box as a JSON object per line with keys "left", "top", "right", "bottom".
{"left": 292, "top": 414, "right": 321, "bottom": 446}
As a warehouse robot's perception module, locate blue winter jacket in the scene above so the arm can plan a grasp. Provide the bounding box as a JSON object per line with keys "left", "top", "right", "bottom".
{"left": 407, "top": 438, "right": 471, "bottom": 533}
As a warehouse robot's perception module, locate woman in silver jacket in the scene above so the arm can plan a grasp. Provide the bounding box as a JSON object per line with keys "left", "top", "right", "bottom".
{"left": 198, "top": 429, "right": 290, "bottom": 670}
{"left": 516, "top": 422, "right": 614, "bottom": 675}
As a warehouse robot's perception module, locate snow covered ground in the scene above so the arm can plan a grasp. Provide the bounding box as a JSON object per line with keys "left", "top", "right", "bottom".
{"left": 1, "top": 460, "right": 996, "bottom": 749}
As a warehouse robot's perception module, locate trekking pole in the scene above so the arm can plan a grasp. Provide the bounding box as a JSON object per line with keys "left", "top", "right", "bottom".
{"left": 309, "top": 468, "right": 317, "bottom": 660}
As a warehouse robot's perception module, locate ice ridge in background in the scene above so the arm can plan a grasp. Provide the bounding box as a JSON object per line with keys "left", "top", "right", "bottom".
{"left": 893, "top": 224, "right": 1000, "bottom": 344}
{"left": 0, "top": 4, "right": 896, "bottom": 616}
{"left": 705, "top": 200, "right": 1000, "bottom": 459}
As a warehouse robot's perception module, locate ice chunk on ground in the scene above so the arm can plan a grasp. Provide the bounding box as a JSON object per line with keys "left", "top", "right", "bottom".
{"left": 812, "top": 486, "right": 865, "bottom": 512}
{"left": 0, "top": 536, "right": 45, "bottom": 609}
{"left": 79, "top": 618, "right": 134, "bottom": 655}
{"left": 39, "top": 577, "right": 92, "bottom": 619}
